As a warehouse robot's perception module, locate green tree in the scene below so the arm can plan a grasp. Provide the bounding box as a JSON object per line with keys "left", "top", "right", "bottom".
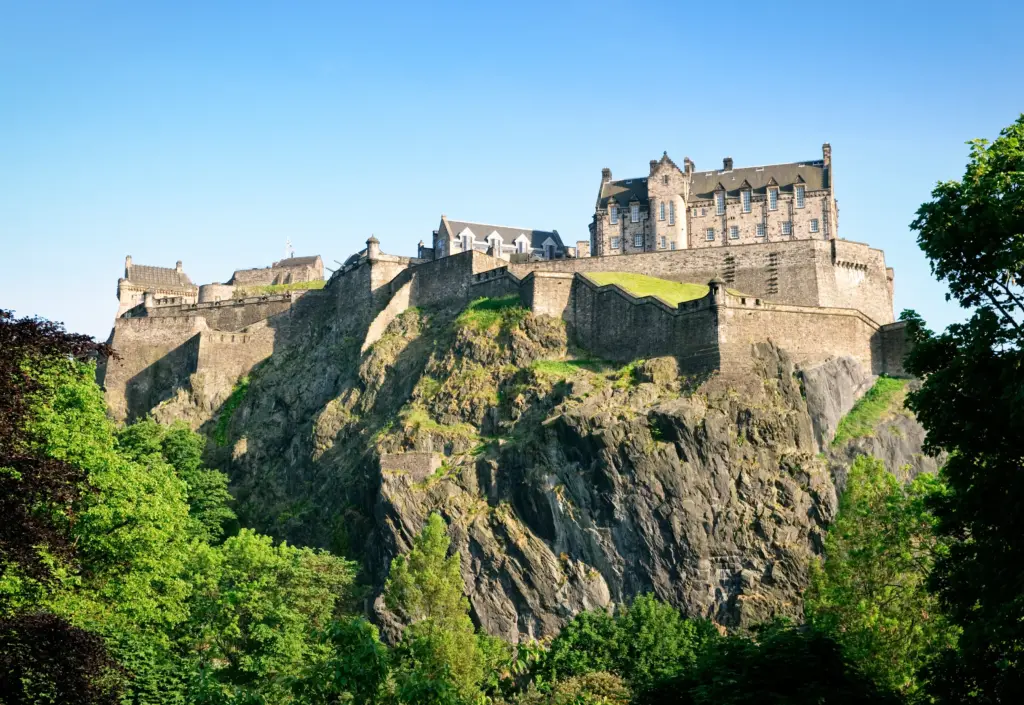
{"left": 805, "top": 456, "right": 957, "bottom": 695}
{"left": 540, "top": 595, "right": 716, "bottom": 693}
{"left": 385, "top": 512, "right": 506, "bottom": 704}
{"left": 290, "top": 616, "right": 391, "bottom": 704}
{"left": 116, "top": 419, "right": 237, "bottom": 543}
{"left": 183, "top": 530, "right": 355, "bottom": 703}
{"left": 638, "top": 621, "right": 903, "bottom": 705}
{"left": 906, "top": 113, "right": 1024, "bottom": 701}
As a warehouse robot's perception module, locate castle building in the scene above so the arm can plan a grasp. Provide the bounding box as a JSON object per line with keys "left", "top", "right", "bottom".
{"left": 229, "top": 255, "right": 324, "bottom": 287}
{"left": 426, "top": 215, "right": 566, "bottom": 261}
{"left": 116, "top": 256, "right": 198, "bottom": 317}
{"left": 589, "top": 144, "right": 838, "bottom": 256}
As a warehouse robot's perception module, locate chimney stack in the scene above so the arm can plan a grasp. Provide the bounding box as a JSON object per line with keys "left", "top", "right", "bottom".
{"left": 649, "top": 159, "right": 658, "bottom": 174}
{"left": 175, "top": 260, "right": 183, "bottom": 272}
{"left": 723, "top": 157, "right": 733, "bottom": 171}
{"left": 601, "top": 167, "right": 612, "bottom": 183}
{"left": 683, "top": 157, "right": 694, "bottom": 175}
{"left": 822, "top": 142, "right": 832, "bottom": 166}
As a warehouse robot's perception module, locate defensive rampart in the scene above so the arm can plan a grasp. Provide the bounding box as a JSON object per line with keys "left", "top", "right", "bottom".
{"left": 507, "top": 238, "right": 894, "bottom": 326}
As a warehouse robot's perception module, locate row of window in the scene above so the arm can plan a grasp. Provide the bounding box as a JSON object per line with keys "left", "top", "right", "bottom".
{"left": 657, "top": 201, "right": 676, "bottom": 224}
{"left": 713, "top": 185, "right": 805, "bottom": 215}
{"left": 608, "top": 236, "right": 678, "bottom": 251}
{"left": 705, "top": 218, "right": 819, "bottom": 241}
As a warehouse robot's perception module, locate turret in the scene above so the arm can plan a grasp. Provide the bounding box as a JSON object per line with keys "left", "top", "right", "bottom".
{"left": 366, "top": 235, "right": 380, "bottom": 261}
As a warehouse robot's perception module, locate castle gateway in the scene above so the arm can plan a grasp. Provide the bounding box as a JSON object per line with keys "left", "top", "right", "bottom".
{"left": 590, "top": 144, "right": 838, "bottom": 256}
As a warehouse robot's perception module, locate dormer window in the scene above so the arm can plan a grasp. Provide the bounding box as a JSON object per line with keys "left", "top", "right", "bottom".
{"left": 715, "top": 191, "right": 725, "bottom": 215}
{"left": 742, "top": 189, "right": 751, "bottom": 213}
{"left": 796, "top": 185, "right": 806, "bottom": 208}
{"left": 769, "top": 188, "right": 779, "bottom": 210}
{"left": 610, "top": 204, "right": 619, "bottom": 224}
{"left": 659, "top": 202, "right": 666, "bottom": 221}
{"left": 462, "top": 233, "right": 473, "bottom": 251}
{"left": 630, "top": 204, "right": 640, "bottom": 223}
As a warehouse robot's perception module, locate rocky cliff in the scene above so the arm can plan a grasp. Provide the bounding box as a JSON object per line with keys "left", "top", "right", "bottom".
{"left": 142, "top": 295, "right": 931, "bottom": 643}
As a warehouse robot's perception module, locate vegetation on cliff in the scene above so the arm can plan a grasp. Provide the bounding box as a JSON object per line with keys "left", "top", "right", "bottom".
{"left": 830, "top": 376, "right": 908, "bottom": 446}
{"left": 7, "top": 115, "right": 1024, "bottom": 703}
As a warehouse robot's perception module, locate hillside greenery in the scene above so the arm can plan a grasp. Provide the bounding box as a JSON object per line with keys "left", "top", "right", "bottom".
{"left": 234, "top": 280, "right": 326, "bottom": 297}
{"left": 584, "top": 272, "right": 710, "bottom": 305}
{"left": 830, "top": 376, "right": 908, "bottom": 446}
{"left": 6, "top": 115, "right": 1024, "bottom": 703}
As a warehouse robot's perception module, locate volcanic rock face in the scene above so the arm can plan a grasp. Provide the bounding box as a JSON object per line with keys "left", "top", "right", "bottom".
{"left": 146, "top": 298, "right": 931, "bottom": 643}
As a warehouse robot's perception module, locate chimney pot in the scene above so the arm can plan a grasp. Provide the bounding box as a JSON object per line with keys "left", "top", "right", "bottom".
{"left": 723, "top": 157, "right": 733, "bottom": 171}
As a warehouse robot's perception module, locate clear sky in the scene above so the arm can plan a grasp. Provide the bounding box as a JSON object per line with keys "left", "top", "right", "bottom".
{"left": 2, "top": 0, "right": 1021, "bottom": 340}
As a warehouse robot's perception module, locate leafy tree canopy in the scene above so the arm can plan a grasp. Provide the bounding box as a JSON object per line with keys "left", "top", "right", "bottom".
{"left": 906, "top": 113, "right": 1024, "bottom": 701}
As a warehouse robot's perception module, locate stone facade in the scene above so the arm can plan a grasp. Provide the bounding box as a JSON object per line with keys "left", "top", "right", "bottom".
{"left": 116, "top": 256, "right": 198, "bottom": 318}
{"left": 591, "top": 145, "right": 838, "bottom": 255}
{"left": 229, "top": 255, "right": 324, "bottom": 287}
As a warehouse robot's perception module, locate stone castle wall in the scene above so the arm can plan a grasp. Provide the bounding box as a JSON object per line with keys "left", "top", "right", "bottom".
{"left": 508, "top": 238, "right": 894, "bottom": 326}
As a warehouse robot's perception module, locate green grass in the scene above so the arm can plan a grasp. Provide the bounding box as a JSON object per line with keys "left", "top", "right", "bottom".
{"left": 531, "top": 359, "right": 606, "bottom": 377}
{"left": 585, "top": 272, "right": 711, "bottom": 305}
{"left": 235, "top": 280, "right": 326, "bottom": 297}
{"left": 456, "top": 295, "right": 527, "bottom": 331}
{"left": 215, "top": 376, "right": 250, "bottom": 446}
{"left": 831, "top": 376, "right": 909, "bottom": 447}
{"left": 400, "top": 406, "right": 478, "bottom": 439}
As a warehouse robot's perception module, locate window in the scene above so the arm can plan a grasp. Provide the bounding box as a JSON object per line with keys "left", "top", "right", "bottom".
{"left": 706, "top": 228, "right": 715, "bottom": 241}
{"left": 669, "top": 202, "right": 675, "bottom": 224}
{"left": 715, "top": 192, "right": 725, "bottom": 215}
{"left": 729, "top": 225, "right": 739, "bottom": 239}
{"left": 610, "top": 237, "right": 621, "bottom": 250}
{"left": 795, "top": 185, "right": 805, "bottom": 208}
{"left": 659, "top": 202, "right": 666, "bottom": 221}
{"left": 756, "top": 223, "right": 766, "bottom": 237}
{"left": 810, "top": 218, "right": 819, "bottom": 233}
{"left": 769, "top": 188, "right": 778, "bottom": 210}
{"left": 630, "top": 204, "right": 640, "bottom": 223}
{"left": 462, "top": 233, "right": 473, "bottom": 251}
{"left": 517, "top": 239, "right": 527, "bottom": 253}
{"left": 633, "top": 234, "right": 643, "bottom": 248}
{"left": 663, "top": 175, "right": 669, "bottom": 185}
{"left": 660, "top": 236, "right": 666, "bottom": 249}
{"left": 701, "top": 207, "right": 706, "bottom": 216}
{"left": 610, "top": 204, "right": 619, "bottom": 224}
{"left": 742, "top": 190, "right": 751, "bottom": 213}
{"left": 782, "top": 221, "right": 792, "bottom": 235}
{"left": 670, "top": 241, "right": 676, "bottom": 250}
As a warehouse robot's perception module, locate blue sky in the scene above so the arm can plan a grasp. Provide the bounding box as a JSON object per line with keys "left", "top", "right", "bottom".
{"left": 1, "top": 0, "right": 1021, "bottom": 340}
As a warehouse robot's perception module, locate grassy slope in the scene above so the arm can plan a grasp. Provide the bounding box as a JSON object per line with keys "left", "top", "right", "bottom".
{"left": 832, "top": 376, "right": 909, "bottom": 447}
{"left": 235, "top": 280, "right": 326, "bottom": 297}
{"left": 585, "top": 272, "right": 710, "bottom": 305}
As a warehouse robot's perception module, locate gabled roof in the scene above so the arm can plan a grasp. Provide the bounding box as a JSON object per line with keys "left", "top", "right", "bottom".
{"left": 442, "top": 218, "right": 564, "bottom": 251}
{"left": 125, "top": 264, "right": 195, "bottom": 290}
{"left": 688, "top": 160, "right": 826, "bottom": 201}
{"left": 272, "top": 255, "right": 321, "bottom": 268}
{"left": 597, "top": 178, "right": 648, "bottom": 208}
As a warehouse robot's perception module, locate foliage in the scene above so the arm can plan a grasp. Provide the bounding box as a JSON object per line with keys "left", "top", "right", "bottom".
{"left": 116, "top": 419, "right": 237, "bottom": 543}
{"left": 638, "top": 621, "right": 903, "bottom": 705}
{"left": 385, "top": 512, "right": 508, "bottom": 703}
{"left": 831, "top": 377, "right": 908, "bottom": 446}
{"left": 215, "top": 376, "right": 250, "bottom": 446}
{"left": 510, "top": 672, "right": 632, "bottom": 705}
{"left": 183, "top": 530, "right": 355, "bottom": 702}
{"left": 540, "top": 595, "right": 717, "bottom": 693}
{"left": 805, "top": 456, "right": 957, "bottom": 695}
{"left": 457, "top": 295, "right": 528, "bottom": 332}
{"left": 585, "top": 272, "right": 710, "bottom": 305}
{"left": 905, "top": 114, "right": 1024, "bottom": 702}
{"left": 290, "top": 617, "right": 391, "bottom": 704}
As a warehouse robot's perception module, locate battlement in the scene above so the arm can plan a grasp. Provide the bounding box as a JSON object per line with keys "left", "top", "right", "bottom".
{"left": 102, "top": 233, "right": 908, "bottom": 425}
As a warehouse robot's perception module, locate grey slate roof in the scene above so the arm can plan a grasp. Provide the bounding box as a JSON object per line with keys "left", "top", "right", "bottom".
{"left": 272, "top": 255, "right": 321, "bottom": 268}
{"left": 597, "top": 179, "right": 649, "bottom": 208}
{"left": 688, "top": 160, "right": 827, "bottom": 201}
{"left": 598, "top": 159, "right": 828, "bottom": 206}
{"left": 444, "top": 219, "right": 564, "bottom": 251}
{"left": 125, "top": 264, "right": 195, "bottom": 290}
